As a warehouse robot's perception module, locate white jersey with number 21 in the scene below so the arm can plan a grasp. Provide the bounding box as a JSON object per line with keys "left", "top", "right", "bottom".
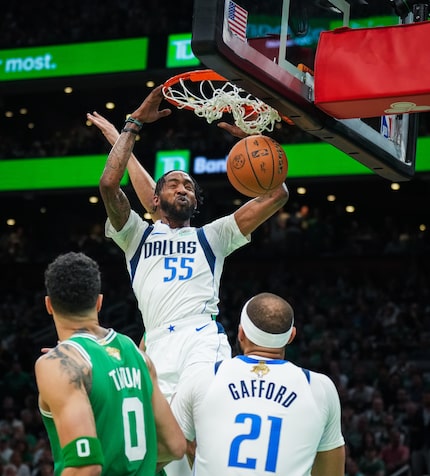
{"left": 172, "top": 355, "right": 345, "bottom": 476}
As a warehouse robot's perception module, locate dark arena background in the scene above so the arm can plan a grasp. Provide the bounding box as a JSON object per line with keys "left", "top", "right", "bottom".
{"left": 0, "top": 2, "right": 429, "bottom": 475}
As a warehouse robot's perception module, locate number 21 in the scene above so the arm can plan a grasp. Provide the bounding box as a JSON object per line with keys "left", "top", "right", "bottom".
{"left": 228, "top": 413, "right": 282, "bottom": 472}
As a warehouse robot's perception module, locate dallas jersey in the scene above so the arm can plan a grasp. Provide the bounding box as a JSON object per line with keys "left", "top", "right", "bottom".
{"left": 40, "top": 329, "right": 157, "bottom": 476}
{"left": 105, "top": 211, "right": 249, "bottom": 332}
{"left": 171, "top": 355, "right": 345, "bottom": 476}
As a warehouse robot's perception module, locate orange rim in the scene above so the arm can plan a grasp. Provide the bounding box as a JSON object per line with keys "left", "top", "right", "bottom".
{"left": 162, "top": 69, "right": 229, "bottom": 110}
{"left": 163, "top": 69, "right": 228, "bottom": 88}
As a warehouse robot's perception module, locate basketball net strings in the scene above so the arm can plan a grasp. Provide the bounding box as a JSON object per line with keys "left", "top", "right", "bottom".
{"left": 164, "top": 78, "right": 282, "bottom": 135}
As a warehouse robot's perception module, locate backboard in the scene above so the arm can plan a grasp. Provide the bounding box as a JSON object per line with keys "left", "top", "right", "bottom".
{"left": 191, "top": 0, "right": 419, "bottom": 181}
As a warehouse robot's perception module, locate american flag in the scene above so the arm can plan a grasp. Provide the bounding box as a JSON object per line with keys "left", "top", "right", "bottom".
{"left": 228, "top": 0, "right": 248, "bottom": 41}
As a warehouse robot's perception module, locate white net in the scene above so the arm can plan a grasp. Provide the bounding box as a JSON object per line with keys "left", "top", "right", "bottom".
{"left": 163, "top": 76, "right": 282, "bottom": 135}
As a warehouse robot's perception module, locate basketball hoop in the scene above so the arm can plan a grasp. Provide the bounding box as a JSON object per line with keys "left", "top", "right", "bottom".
{"left": 162, "top": 69, "right": 282, "bottom": 135}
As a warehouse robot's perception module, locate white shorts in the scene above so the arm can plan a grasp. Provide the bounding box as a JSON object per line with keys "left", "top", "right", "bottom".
{"left": 145, "top": 315, "right": 232, "bottom": 401}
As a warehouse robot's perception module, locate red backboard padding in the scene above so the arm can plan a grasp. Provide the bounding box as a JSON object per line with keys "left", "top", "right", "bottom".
{"left": 314, "top": 21, "right": 430, "bottom": 119}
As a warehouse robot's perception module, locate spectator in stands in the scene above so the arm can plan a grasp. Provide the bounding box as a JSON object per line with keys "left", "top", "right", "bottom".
{"left": 266, "top": 208, "right": 288, "bottom": 256}
{"left": 2, "top": 463, "right": 18, "bottom": 476}
{"left": 408, "top": 371, "right": 426, "bottom": 404}
{"left": 328, "top": 359, "right": 349, "bottom": 394}
{"left": 380, "top": 429, "right": 410, "bottom": 476}
{"left": 30, "top": 460, "right": 53, "bottom": 476}
{"left": 364, "top": 395, "right": 388, "bottom": 445}
{"left": 30, "top": 443, "right": 52, "bottom": 474}
{"left": 1, "top": 364, "right": 34, "bottom": 406}
{"left": 345, "top": 456, "right": 365, "bottom": 476}
{"left": 358, "top": 445, "right": 385, "bottom": 476}
{"left": 284, "top": 202, "right": 305, "bottom": 256}
{"left": 360, "top": 430, "right": 381, "bottom": 458}
{"left": 348, "top": 370, "right": 376, "bottom": 413}
{"left": 8, "top": 451, "right": 30, "bottom": 476}
{"left": 379, "top": 414, "right": 406, "bottom": 447}
{"left": 0, "top": 436, "right": 12, "bottom": 465}
{"left": 408, "top": 388, "right": 430, "bottom": 476}
{"left": 389, "top": 388, "right": 412, "bottom": 428}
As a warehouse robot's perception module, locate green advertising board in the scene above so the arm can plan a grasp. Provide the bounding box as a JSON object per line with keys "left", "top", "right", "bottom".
{"left": 0, "top": 139, "right": 429, "bottom": 192}
{"left": 0, "top": 155, "right": 128, "bottom": 191}
{"left": 166, "top": 33, "right": 200, "bottom": 68}
{"left": 154, "top": 150, "right": 191, "bottom": 180}
{"left": 0, "top": 38, "right": 148, "bottom": 81}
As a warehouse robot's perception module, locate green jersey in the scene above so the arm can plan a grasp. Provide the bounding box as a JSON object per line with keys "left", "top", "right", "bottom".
{"left": 41, "top": 329, "right": 157, "bottom": 475}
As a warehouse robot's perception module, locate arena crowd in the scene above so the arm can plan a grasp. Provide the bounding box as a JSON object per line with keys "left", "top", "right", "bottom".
{"left": 1, "top": 2, "right": 430, "bottom": 475}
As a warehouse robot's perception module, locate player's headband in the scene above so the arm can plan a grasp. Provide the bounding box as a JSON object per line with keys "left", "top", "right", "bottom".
{"left": 240, "top": 299, "right": 294, "bottom": 348}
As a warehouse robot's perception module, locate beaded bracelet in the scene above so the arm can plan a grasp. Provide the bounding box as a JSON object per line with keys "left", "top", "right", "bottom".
{"left": 121, "top": 127, "right": 139, "bottom": 135}
{"left": 125, "top": 116, "right": 143, "bottom": 129}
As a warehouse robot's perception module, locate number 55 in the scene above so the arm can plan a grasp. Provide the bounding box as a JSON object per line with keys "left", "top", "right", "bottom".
{"left": 163, "top": 257, "right": 194, "bottom": 282}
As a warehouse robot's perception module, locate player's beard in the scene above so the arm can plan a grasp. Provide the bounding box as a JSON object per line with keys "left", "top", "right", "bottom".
{"left": 159, "top": 196, "right": 195, "bottom": 221}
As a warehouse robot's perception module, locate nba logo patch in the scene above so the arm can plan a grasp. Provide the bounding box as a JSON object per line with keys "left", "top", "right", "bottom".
{"left": 381, "top": 115, "right": 393, "bottom": 139}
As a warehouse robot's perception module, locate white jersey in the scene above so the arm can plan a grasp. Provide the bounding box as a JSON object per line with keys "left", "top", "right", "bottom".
{"left": 106, "top": 211, "right": 249, "bottom": 332}
{"left": 172, "top": 355, "right": 345, "bottom": 476}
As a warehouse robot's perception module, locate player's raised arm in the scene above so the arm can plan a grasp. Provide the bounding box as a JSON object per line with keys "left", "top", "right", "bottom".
{"left": 233, "top": 183, "right": 289, "bottom": 237}
{"left": 222, "top": 134, "right": 289, "bottom": 236}
{"left": 87, "top": 111, "right": 160, "bottom": 221}
{"left": 87, "top": 111, "right": 121, "bottom": 147}
{"left": 99, "top": 86, "right": 171, "bottom": 231}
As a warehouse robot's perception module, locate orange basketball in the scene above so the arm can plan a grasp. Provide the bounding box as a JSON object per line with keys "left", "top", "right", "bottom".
{"left": 226, "top": 135, "right": 288, "bottom": 197}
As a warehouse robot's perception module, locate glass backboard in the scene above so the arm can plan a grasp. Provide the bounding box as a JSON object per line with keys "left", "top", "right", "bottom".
{"left": 191, "top": 0, "right": 420, "bottom": 181}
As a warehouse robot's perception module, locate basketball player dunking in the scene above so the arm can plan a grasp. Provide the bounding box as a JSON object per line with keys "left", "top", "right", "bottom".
{"left": 92, "top": 85, "right": 289, "bottom": 475}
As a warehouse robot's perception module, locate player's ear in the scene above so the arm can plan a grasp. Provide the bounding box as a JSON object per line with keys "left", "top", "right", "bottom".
{"left": 152, "top": 195, "right": 159, "bottom": 214}
{"left": 45, "top": 296, "right": 53, "bottom": 315}
{"left": 287, "top": 326, "right": 296, "bottom": 345}
{"left": 237, "top": 325, "right": 244, "bottom": 342}
{"left": 96, "top": 294, "right": 103, "bottom": 312}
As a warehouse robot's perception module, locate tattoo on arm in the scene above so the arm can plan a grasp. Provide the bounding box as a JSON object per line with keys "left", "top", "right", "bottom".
{"left": 46, "top": 344, "right": 92, "bottom": 394}
{"left": 105, "top": 138, "right": 135, "bottom": 171}
{"left": 106, "top": 153, "right": 126, "bottom": 170}
{"left": 99, "top": 135, "right": 134, "bottom": 229}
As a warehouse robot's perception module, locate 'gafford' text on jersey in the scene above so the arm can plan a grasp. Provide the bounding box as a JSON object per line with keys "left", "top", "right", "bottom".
{"left": 106, "top": 211, "right": 249, "bottom": 332}
{"left": 172, "top": 355, "right": 345, "bottom": 476}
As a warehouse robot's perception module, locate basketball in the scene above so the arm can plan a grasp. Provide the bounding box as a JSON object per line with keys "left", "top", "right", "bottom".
{"left": 226, "top": 135, "right": 288, "bottom": 197}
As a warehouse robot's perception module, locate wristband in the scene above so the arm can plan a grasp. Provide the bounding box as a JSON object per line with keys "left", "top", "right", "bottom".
{"left": 125, "top": 116, "right": 143, "bottom": 129}
{"left": 62, "top": 437, "right": 104, "bottom": 467}
{"left": 121, "top": 127, "right": 139, "bottom": 135}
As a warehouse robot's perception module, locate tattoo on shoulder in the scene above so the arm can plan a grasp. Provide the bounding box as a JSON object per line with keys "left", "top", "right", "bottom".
{"left": 46, "top": 344, "right": 92, "bottom": 394}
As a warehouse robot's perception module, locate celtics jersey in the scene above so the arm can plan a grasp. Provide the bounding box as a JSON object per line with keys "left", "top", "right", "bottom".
{"left": 41, "top": 329, "right": 157, "bottom": 476}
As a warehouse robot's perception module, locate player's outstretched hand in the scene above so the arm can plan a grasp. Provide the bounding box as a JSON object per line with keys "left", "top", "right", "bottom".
{"left": 217, "top": 121, "right": 249, "bottom": 139}
{"left": 87, "top": 111, "right": 120, "bottom": 147}
{"left": 130, "top": 85, "right": 172, "bottom": 124}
